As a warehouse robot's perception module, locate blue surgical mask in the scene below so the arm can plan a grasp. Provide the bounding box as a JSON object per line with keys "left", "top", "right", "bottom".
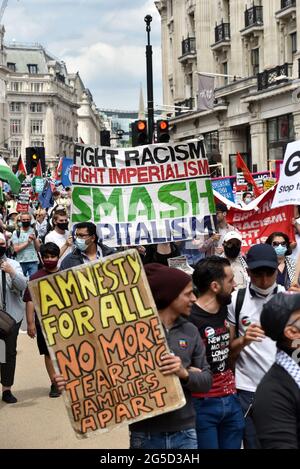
{"left": 274, "top": 245, "right": 287, "bottom": 257}
{"left": 74, "top": 237, "right": 88, "bottom": 251}
{"left": 244, "top": 197, "right": 252, "bottom": 204}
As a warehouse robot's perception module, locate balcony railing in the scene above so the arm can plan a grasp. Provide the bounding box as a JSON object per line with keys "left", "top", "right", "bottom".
{"left": 281, "top": 0, "right": 296, "bottom": 9}
{"left": 174, "top": 98, "right": 194, "bottom": 116}
{"left": 214, "top": 22, "right": 230, "bottom": 43}
{"left": 245, "top": 5, "right": 263, "bottom": 28}
{"left": 181, "top": 37, "right": 196, "bottom": 56}
{"left": 257, "top": 63, "right": 292, "bottom": 91}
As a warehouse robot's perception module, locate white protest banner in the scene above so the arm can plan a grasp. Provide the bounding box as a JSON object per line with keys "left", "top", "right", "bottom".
{"left": 29, "top": 249, "right": 186, "bottom": 437}
{"left": 70, "top": 142, "right": 215, "bottom": 247}
{"left": 272, "top": 140, "right": 300, "bottom": 208}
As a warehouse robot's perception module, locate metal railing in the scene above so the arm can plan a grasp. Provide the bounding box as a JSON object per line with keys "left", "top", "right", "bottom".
{"left": 281, "top": 0, "right": 296, "bottom": 9}
{"left": 181, "top": 37, "right": 196, "bottom": 56}
{"left": 245, "top": 5, "right": 263, "bottom": 28}
{"left": 174, "top": 98, "right": 195, "bottom": 116}
{"left": 214, "top": 22, "right": 230, "bottom": 43}
{"left": 257, "top": 63, "right": 292, "bottom": 91}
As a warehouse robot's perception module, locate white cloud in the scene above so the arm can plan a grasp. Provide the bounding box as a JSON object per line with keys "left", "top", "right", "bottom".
{"left": 3, "top": 0, "right": 162, "bottom": 109}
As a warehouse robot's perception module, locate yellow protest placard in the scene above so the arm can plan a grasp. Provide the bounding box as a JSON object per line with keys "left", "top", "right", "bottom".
{"left": 28, "top": 249, "right": 185, "bottom": 437}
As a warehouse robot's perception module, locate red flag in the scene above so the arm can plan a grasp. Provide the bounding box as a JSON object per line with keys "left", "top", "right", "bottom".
{"left": 35, "top": 160, "right": 42, "bottom": 177}
{"left": 54, "top": 157, "right": 63, "bottom": 181}
{"left": 236, "top": 152, "right": 263, "bottom": 198}
{"left": 16, "top": 155, "right": 27, "bottom": 182}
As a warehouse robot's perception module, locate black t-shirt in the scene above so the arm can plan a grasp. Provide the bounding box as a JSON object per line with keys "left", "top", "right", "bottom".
{"left": 189, "top": 303, "right": 236, "bottom": 397}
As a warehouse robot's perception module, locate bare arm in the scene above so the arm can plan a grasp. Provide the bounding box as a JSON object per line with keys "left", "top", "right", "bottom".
{"left": 26, "top": 301, "right": 36, "bottom": 338}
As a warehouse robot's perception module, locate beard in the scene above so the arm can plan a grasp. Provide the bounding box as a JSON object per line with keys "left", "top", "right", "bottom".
{"left": 216, "top": 291, "right": 232, "bottom": 306}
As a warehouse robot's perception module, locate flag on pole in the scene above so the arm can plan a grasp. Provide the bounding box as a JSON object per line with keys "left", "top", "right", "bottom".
{"left": 0, "top": 156, "right": 21, "bottom": 194}
{"left": 54, "top": 157, "right": 63, "bottom": 181}
{"left": 236, "top": 152, "right": 263, "bottom": 198}
{"left": 197, "top": 74, "right": 215, "bottom": 111}
{"left": 35, "top": 160, "right": 42, "bottom": 178}
{"left": 16, "top": 155, "right": 27, "bottom": 183}
{"left": 38, "top": 179, "right": 53, "bottom": 209}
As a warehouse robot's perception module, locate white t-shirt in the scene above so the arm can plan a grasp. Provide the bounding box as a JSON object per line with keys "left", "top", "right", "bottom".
{"left": 228, "top": 283, "right": 286, "bottom": 392}
{"left": 44, "top": 230, "right": 72, "bottom": 266}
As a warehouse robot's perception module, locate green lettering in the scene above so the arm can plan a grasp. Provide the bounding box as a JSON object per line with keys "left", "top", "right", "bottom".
{"left": 72, "top": 187, "right": 92, "bottom": 223}
{"left": 92, "top": 188, "right": 124, "bottom": 223}
{"left": 158, "top": 182, "right": 187, "bottom": 219}
{"left": 128, "top": 187, "right": 155, "bottom": 222}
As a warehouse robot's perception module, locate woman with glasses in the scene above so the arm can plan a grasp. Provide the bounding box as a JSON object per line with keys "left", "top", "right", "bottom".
{"left": 265, "top": 232, "right": 297, "bottom": 289}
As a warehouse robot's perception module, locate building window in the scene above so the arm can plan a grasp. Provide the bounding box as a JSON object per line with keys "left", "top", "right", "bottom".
{"left": 291, "top": 32, "right": 297, "bottom": 55}
{"left": 30, "top": 140, "right": 44, "bottom": 147}
{"left": 10, "top": 119, "right": 21, "bottom": 134}
{"left": 251, "top": 48, "right": 259, "bottom": 75}
{"left": 267, "top": 114, "right": 294, "bottom": 161}
{"left": 30, "top": 120, "right": 43, "bottom": 134}
{"left": 223, "top": 62, "right": 228, "bottom": 85}
{"left": 9, "top": 102, "right": 22, "bottom": 112}
{"left": 29, "top": 103, "right": 43, "bottom": 113}
{"left": 27, "top": 64, "right": 38, "bottom": 74}
{"left": 10, "top": 140, "right": 22, "bottom": 159}
{"left": 11, "top": 82, "right": 23, "bottom": 92}
{"left": 30, "top": 82, "right": 44, "bottom": 92}
{"left": 7, "top": 62, "right": 16, "bottom": 72}
{"left": 203, "top": 131, "right": 220, "bottom": 166}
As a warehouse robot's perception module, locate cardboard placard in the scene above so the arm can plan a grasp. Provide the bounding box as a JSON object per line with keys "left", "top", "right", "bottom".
{"left": 28, "top": 249, "right": 186, "bottom": 437}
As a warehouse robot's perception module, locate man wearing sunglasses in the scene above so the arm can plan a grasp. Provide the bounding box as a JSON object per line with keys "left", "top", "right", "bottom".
{"left": 227, "top": 243, "right": 286, "bottom": 448}
{"left": 253, "top": 292, "right": 300, "bottom": 448}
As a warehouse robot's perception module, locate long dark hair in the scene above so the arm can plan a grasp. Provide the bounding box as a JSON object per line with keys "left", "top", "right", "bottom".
{"left": 265, "top": 232, "right": 292, "bottom": 256}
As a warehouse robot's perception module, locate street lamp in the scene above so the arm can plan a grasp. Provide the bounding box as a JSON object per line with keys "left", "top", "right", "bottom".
{"left": 145, "top": 14, "right": 154, "bottom": 144}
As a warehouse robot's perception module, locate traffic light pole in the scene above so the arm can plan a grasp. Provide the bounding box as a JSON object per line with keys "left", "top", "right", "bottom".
{"left": 145, "top": 15, "right": 154, "bottom": 145}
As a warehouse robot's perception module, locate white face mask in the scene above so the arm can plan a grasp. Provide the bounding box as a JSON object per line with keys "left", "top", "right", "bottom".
{"left": 251, "top": 282, "right": 277, "bottom": 296}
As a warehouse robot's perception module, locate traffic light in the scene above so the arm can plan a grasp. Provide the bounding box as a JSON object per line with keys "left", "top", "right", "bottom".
{"left": 100, "top": 130, "right": 111, "bottom": 146}
{"left": 156, "top": 119, "right": 170, "bottom": 143}
{"left": 131, "top": 120, "right": 148, "bottom": 146}
{"left": 26, "top": 147, "right": 45, "bottom": 174}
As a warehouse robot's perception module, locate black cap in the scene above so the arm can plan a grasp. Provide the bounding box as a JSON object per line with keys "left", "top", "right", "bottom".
{"left": 261, "top": 292, "right": 300, "bottom": 342}
{"left": 246, "top": 244, "right": 278, "bottom": 270}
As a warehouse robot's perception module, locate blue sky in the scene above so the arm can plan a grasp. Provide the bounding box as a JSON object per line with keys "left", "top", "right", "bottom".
{"left": 3, "top": 0, "right": 162, "bottom": 110}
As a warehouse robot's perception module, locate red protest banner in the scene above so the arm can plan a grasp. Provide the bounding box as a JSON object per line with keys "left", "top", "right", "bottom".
{"left": 224, "top": 189, "right": 295, "bottom": 254}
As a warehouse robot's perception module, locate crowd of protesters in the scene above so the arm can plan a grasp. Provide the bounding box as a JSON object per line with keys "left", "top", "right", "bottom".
{"left": 0, "top": 185, "right": 300, "bottom": 450}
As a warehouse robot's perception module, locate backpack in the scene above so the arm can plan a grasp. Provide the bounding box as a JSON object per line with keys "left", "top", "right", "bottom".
{"left": 234, "top": 287, "right": 246, "bottom": 338}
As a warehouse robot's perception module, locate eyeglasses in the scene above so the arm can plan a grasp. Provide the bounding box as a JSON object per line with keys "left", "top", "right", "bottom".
{"left": 75, "top": 233, "right": 90, "bottom": 239}
{"left": 272, "top": 241, "right": 287, "bottom": 247}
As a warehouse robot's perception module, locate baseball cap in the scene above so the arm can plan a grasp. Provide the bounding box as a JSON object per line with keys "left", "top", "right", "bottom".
{"left": 261, "top": 292, "right": 300, "bottom": 342}
{"left": 246, "top": 244, "right": 278, "bottom": 270}
{"left": 223, "top": 231, "right": 242, "bottom": 243}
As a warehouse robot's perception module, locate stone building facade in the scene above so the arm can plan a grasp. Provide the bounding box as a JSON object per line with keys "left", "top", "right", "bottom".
{"left": 155, "top": 0, "right": 300, "bottom": 174}
{"left": 3, "top": 35, "right": 105, "bottom": 169}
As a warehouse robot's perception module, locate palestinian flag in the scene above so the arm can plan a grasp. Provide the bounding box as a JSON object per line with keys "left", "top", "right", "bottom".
{"left": 16, "top": 155, "right": 27, "bottom": 183}
{"left": 54, "top": 157, "right": 63, "bottom": 181}
{"left": 0, "top": 156, "right": 21, "bottom": 194}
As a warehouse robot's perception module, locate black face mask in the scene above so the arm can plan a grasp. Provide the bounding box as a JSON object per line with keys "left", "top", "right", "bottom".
{"left": 0, "top": 246, "right": 6, "bottom": 257}
{"left": 224, "top": 245, "right": 240, "bottom": 259}
{"left": 56, "top": 222, "right": 69, "bottom": 231}
{"left": 22, "top": 221, "right": 31, "bottom": 228}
